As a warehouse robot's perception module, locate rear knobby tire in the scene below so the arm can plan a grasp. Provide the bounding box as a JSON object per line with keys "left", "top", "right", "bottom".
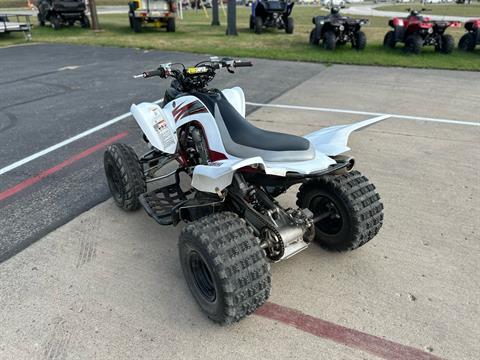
{"left": 404, "top": 34, "right": 423, "bottom": 54}
{"left": 458, "top": 33, "right": 476, "bottom": 51}
{"left": 383, "top": 30, "right": 396, "bottom": 49}
{"left": 353, "top": 30, "right": 367, "bottom": 50}
{"left": 249, "top": 15, "right": 254, "bottom": 30}
{"left": 104, "top": 143, "right": 146, "bottom": 211}
{"left": 179, "top": 212, "right": 271, "bottom": 325}
{"left": 296, "top": 170, "right": 384, "bottom": 252}
{"left": 309, "top": 29, "right": 319, "bottom": 46}
{"left": 254, "top": 16, "right": 263, "bottom": 34}
{"left": 323, "top": 30, "right": 337, "bottom": 51}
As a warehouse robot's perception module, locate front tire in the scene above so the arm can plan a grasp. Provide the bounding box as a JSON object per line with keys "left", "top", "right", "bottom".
{"left": 166, "top": 17, "right": 175, "bottom": 32}
{"left": 254, "top": 15, "right": 263, "bottom": 34}
{"left": 249, "top": 15, "right": 254, "bottom": 30}
{"left": 383, "top": 30, "right": 396, "bottom": 49}
{"left": 51, "top": 16, "right": 62, "bottom": 30}
{"left": 296, "top": 170, "right": 384, "bottom": 252}
{"left": 179, "top": 212, "right": 271, "bottom": 324}
{"left": 104, "top": 143, "right": 146, "bottom": 211}
{"left": 439, "top": 34, "right": 454, "bottom": 54}
{"left": 285, "top": 17, "right": 294, "bottom": 34}
{"left": 81, "top": 15, "right": 90, "bottom": 29}
{"left": 459, "top": 33, "right": 476, "bottom": 51}
{"left": 309, "top": 29, "right": 319, "bottom": 46}
{"left": 132, "top": 16, "right": 142, "bottom": 33}
{"left": 353, "top": 30, "right": 367, "bottom": 50}
{"left": 323, "top": 30, "right": 337, "bottom": 51}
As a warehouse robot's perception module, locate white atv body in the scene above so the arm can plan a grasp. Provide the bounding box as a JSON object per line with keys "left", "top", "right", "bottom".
{"left": 131, "top": 86, "right": 389, "bottom": 193}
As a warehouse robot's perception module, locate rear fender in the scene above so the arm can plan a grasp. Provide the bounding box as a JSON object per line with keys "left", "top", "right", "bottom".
{"left": 192, "top": 157, "right": 265, "bottom": 193}
{"left": 304, "top": 115, "right": 391, "bottom": 156}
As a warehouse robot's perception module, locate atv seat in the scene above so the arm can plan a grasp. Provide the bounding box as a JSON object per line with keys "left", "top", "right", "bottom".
{"left": 194, "top": 92, "right": 315, "bottom": 162}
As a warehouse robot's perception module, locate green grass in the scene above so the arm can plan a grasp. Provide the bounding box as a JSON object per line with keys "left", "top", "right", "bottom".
{"left": 1, "top": 6, "right": 479, "bottom": 71}
{"left": 376, "top": 3, "right": 480, "bottom": 17}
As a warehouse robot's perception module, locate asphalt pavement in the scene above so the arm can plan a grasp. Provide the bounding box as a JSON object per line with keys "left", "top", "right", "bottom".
{"left": 0, "top": 43, "right": 324, "bottom": 263}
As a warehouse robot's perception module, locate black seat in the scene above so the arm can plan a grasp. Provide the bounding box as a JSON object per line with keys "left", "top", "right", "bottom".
{"left": 194, "top": 91, "right": 315, "bottom": 162}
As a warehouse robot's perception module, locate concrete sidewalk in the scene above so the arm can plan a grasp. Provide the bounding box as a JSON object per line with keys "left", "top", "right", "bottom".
{"left": 1, "top": 66, "right": 479, "bottom": 360}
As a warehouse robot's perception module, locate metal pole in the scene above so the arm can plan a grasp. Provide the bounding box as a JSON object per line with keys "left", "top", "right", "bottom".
{"left": 226, "top": 0, "right": 237, "bottom": 35}
{"left": 211, "top": 0, "right": 220, "bottom": 26}
{"left": 88, "top": 0, "right": 100, "bottom": 30}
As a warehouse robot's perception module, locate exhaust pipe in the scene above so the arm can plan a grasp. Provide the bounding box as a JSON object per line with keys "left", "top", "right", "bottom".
{"left": 331, "top": 155, "right": 355, "bottom": 175}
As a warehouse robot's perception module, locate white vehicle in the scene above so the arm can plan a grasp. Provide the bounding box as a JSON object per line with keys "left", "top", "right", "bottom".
{"left": 321, "top": 0, "right": 346, "bottom": 8}
{"left": 104, "top": 57, "right": 386, "bottom": 324}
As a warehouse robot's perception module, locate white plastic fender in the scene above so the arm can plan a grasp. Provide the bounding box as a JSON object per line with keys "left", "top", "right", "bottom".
{"left": 222, "top": 87, "right": 246, "bottom": 117}
{"left": 304, "top": 114, "right": 391, "bottom": 156}
{"left": 130, "top": 102, "right": 178, "bottom": 154}
{"left": 191, "top": 152, "right": 336, "bottom": 193}
{"left": 192, "top": 157, "right": 265, "bottom": 193}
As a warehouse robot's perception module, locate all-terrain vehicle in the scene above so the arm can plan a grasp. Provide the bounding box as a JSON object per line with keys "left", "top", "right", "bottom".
{"left": 128, "top": 0, "right": 176, "bottom": 33}
{"left": 383, "top": 9, "right": 460, "bottom": 54}
{"left": 104, "top": 57, "right": 386, "bottom": 324}
{"left": 36, "top": 0, "right": 90, "bottom": 30}
{"left": 458, "top": 19, "right": 480, "bottom": 51}
{"left": 310, "top": 7, "right": 368, "bottom": 51}
{"left": 249, "top": 0, "right": 294, "bottom": 34}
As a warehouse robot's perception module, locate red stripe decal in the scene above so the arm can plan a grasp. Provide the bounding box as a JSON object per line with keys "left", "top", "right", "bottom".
{"left": 0, "top": 132, "right": 128, "bottom": 202}
{"left": 256, "top": 302, "right": 444, "bottom": 360}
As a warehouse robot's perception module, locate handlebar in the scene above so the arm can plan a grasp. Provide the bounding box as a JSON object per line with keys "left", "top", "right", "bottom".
{"left": 133, "top": 57, "right": 253, "bottom": 90}
{"left": 233, "top": 60, "right": 253, "bottom": 68}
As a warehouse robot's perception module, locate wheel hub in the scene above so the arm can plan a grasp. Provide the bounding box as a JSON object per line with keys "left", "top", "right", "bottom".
{"left": 189, "top": 251, "right": 216, "bottom": 303}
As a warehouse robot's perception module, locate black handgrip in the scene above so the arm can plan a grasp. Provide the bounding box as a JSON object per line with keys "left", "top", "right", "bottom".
{"left": 233, "top": 61, "right": 253, "bottom": 68}
{"left": 143, "top": 68, "right": 166, "bottom": 78}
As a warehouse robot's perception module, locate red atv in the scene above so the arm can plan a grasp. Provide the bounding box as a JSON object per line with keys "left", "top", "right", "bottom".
{"left": 459, "top": 19, "right": 480, "bottom": 51}
{"left": 383, "top": 9, "right": 460, "bottom": 54}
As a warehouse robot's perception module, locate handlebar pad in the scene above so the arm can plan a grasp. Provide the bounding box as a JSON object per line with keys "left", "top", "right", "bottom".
{"left": 143, "top": 68, "right": 166, "bottom": 78}
{"left": 234, "top": 61, "right": 253, "bottom": 68}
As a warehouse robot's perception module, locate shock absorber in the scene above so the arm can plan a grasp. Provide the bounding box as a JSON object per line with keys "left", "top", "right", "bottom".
{"left": 190, "top": 126, "right": 209, "bottom": 165}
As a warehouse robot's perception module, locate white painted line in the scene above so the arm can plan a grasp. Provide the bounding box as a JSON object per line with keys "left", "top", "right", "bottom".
{"left": 0, "top": 99, "right": 163, "bottom": 176}
{"left": 246, "top": 102, "right": 480, "bottom": 127}
{"left": 57, "top": 66, "right": 80, "bottom": 71}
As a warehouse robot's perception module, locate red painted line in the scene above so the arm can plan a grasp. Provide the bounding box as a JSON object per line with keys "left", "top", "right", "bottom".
{"left": 256, "top": 302, "right": 444, "bottom": 360}
{"left": 0, "top": 132, "right": 128, "bottom": 202}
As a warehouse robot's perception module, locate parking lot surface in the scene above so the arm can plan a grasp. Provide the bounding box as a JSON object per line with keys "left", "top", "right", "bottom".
{"left": 0, "top": 44, "right": 479, "bottom": 360}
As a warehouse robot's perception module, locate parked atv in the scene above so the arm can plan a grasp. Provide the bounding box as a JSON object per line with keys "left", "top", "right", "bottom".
{"left": 249, "top": 0, "right": 294, "bottom": 34}
{"left": 459, "top": 19, "right": 480, "bottom": 51}
{"left": 128, "top": 0, "right": 176, "bottom": 33}
{"left": 36, "top": 0, "right": 90, "bottom": 30}
{"left": 383, "top": 9, "right": 460, "bottom": 54}
{"left": 310, "top": 7, "right": 368, "bottom": 51}
{"left": 103, "top": 57, "right": 386, "bottom": 324}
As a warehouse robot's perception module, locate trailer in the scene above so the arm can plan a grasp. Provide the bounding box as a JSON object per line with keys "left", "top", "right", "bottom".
{"left": 0, "top": 13, "right": 32, "bottom": 40}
